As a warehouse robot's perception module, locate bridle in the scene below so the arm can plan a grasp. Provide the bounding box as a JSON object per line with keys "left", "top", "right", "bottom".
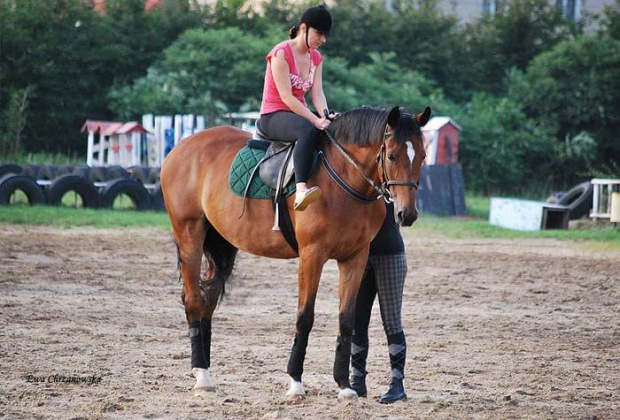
{"left": 319, "top": 121, "right": 419, "bottom": 204}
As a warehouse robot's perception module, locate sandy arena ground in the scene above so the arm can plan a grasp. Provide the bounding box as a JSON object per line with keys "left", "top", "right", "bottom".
{"left": 0, "top": 223, "right": 618, "bottom": 419}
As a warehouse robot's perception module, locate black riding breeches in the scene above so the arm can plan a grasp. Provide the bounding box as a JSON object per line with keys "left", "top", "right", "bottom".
{"left": 259, "top": 111, "right": 320, "bottom": 184}
{"left": 354, "top": 253, "right": 408, "bottom": 337}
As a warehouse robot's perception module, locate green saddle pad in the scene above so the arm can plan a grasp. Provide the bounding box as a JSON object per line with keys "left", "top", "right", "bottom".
{"left": 229, "top": 145, "right": 297, "bottom": 199}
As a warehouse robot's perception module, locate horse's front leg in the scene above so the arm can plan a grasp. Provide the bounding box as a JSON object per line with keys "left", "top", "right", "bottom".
{"left": 334, "top": 248, "right": 370, "bottom": 400}
{"left": 286, "top": 246, "right": 328, "bottom": 399}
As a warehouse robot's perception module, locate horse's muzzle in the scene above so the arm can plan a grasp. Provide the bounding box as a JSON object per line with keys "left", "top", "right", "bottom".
{"left": 397, "top": 208, "right": 418, "bottom": 226}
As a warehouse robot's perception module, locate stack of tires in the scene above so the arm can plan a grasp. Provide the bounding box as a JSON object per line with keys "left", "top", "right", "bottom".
{"left": 0, "top": 163, "right": 164, "bottom": 212}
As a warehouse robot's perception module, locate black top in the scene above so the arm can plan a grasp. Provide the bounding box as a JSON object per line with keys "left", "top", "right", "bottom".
{"left": 369, "top": 202, "right": 405, "bottom": 255}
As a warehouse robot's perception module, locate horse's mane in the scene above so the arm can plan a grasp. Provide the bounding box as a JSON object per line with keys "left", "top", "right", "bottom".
{"left": 326, "top": 106, "right": 420, "bottom": 146}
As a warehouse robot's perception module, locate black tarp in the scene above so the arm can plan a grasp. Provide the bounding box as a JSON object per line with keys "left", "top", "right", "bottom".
{"left": 417, "top": 164, "right": 466, "bottom": 216}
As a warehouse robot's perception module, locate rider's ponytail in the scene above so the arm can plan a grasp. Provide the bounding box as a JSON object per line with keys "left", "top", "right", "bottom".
{"left": 288, "top": 24, "right": 299, "bottom": 39}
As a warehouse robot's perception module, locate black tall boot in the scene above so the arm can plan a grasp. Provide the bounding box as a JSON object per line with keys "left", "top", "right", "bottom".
{"left": 350, "top": 333, "right": 368, "bottom": 397}
{"left": 379, "top": 331, "right": 407, "bottom": 404}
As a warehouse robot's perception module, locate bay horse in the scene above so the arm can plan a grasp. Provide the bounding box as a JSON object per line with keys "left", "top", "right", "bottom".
{"left": 161, "top": 105, "right": 431, "bottom": 399}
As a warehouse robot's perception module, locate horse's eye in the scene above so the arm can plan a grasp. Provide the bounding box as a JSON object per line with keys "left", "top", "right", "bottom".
{"left": 388, "top": 153, "right": 397, "bottom": 162}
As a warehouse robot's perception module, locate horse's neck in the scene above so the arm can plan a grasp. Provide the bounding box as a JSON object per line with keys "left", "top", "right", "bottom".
{"left": 323, "top": 140, "right": 382, "bottom": 197}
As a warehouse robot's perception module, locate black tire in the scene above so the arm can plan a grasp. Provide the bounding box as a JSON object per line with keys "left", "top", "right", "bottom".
{"left": 100, "top": 178, "right": 151, "bottom": 211}
{"left": 72, "top": 165, "right": 91, "bottom": 180}
{"left": 21, "top": 164, "right": 41, "bottom": 178}
{"left": 150, "top": 183, "right": 166, "bottom": 212}
{"left": 89, "top": 167, "right": 108, "bottom": 183}
{"left": 56, "top": 164, "right": 75, "bottom": 177}
{"left": 145, "top": 167, "right": 160, "bottom": 185}
{"left": 545, "top": 191, "right": 566, "bottom": 204}
{"left": 37, "top": 164, "right": 58, "bottom": 181}
{"left": 47, "top": 174, "right": 100, "bottom": 208}
{"left": 557, "top": 181, "right": 594, "bottom": 220}
{"left": 107, "top": 165, "right": 129, "bottom": 180}
{"left": 127, "top": 166, "right": 150, "bottom": 184}
{"left": 0, "top": 174, "right": 45, "bottom": 206}
{"left": 0, "top": 164, "right": 22, "bottom": 178}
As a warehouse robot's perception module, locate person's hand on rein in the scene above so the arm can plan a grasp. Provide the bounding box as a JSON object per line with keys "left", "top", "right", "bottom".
{"left": 326, "top": 112, "right": 339, "bottom": 121}
{"left": 314, "top": 116, "right": 331, "bottom": 130}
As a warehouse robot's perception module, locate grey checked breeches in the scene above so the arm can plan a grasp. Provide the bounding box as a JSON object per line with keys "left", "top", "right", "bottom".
{"left": 365, "top": 253, "right": 408, "bottom": 335}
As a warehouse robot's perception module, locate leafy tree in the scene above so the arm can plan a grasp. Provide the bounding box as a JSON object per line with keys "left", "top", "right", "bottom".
{"left": 0, "top": 87, "right": 34, "bottom": 158}
{"left": 601, "top": 0, "right": 620, "bottom": 40}
{"left": 457, "top": 93, "right": 556, "bottom": 194}
{"left": 510, "top": 34, "right": 620, "bottom": 180}
{"left": 0, "top": 0, "right": 203, "bottom": 156}
{"left": 324, "top": 52, "right": 444, "bottom": 113}
{"left": 0, "top": 0, "right": 110, "bottom": 154}
{"left": 462, "top": 0, "right": 573, "bottom": 96}
{"left": 109, "top": 27, "right": 270, "bottom": 121}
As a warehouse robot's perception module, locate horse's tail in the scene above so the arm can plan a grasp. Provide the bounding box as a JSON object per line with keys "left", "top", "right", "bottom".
{"left": 201, "top": 218, "right": 238, "bottom": 306}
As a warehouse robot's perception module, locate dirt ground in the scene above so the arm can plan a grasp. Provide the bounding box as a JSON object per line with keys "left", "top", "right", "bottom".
{"left": 0, "top": 223, "right": 618, "bottom": 419}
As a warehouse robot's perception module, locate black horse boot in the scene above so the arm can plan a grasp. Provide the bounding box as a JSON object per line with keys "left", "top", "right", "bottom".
{"left": 350, "top": 333, "right": 368, "bottom": 397}
{"left": 379, "top": 331, "right": 407, "bottom": 404}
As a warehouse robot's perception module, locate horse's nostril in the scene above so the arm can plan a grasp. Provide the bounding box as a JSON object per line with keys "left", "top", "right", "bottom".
{"left": 397, "top": 211, "right": 405, "bottom": 223}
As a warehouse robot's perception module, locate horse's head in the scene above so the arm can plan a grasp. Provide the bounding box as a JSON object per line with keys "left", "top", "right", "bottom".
{"left": 381, "top": 106, "right": 431, "bottom": 226}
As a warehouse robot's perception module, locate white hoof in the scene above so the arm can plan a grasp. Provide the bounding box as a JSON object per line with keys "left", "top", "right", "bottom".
{"left": 338, "top": 388, "right": 358, "bottom": 400}
{"left": 285, "top": 379, "right": 305, "bottom": 400}
{"left": 192, "top": 368, "right": 215, "bottom": 392}
{"left": 193, "top": 386, "right": 214, "bottom": 396}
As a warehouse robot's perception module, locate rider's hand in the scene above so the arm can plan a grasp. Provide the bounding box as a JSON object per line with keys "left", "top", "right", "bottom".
{"left": 323, "top": 109, "right": 340, "bottom": 122}
{"left": 314, "top": 117, "right": 331, "bottom": 131}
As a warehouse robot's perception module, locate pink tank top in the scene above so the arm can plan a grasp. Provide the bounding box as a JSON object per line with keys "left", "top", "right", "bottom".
{"left": 260, "top": 41, "right": 323, "bottom": 115}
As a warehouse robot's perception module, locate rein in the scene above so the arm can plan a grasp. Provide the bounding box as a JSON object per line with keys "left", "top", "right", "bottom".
{"left": 320, "top": 125, "right": 418, "bottom": 203}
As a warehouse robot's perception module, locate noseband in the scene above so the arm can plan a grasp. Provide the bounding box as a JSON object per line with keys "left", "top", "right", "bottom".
{"left": 319, "top": 123, "right": 419, "bottom": 204}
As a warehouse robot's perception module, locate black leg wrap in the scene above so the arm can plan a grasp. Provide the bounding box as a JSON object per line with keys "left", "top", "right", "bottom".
{"left": 333, "top": 335, "right": 352, "bottom": 389}
{"left": 189, "top": 321, "right": 207, "bottom": 369}
{"left": 351, "top": 333, "right": 369, "bottom": 378}
{"left": 350, "top": 332, "right": 369, "bottom": 397}
{"left": 387, "top": 331, "right": 406, "bottom": 380}
{"left": 201, "top": 318, "right": 212, "bottom": 369}
{"left": 287, "top": 333, "right": 309, "bottom": 382}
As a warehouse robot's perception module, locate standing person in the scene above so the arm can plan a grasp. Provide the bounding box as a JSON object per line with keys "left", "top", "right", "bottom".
{"left": 259, "top": 5, "right": 337, "bottom": 211}
{"left": 350, "top": 202, "right": 409, "bottom": 404}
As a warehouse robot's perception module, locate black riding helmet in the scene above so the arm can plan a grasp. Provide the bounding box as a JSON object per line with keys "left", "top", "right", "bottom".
{"left": 299, "top": 5, "right": 332, "bottom": 48}
{"left": 300, "top": 5, "right": 332, "bottom": 35}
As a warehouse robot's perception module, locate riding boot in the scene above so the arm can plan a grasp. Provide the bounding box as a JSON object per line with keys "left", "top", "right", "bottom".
{"left": 379, "top": 331, "right": 407, "bottom": 404}
{"left": 350, "top": 333, "right": 368, "bottom": 397}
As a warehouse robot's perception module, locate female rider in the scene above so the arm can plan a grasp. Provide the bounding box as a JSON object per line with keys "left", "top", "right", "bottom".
{"left": 259, "top": 5, "right": 336, "bottom": 211}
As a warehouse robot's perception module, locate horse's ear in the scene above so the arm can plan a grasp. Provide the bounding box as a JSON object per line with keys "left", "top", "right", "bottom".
{"left": 387, "top": 106, "right": 401, "bottom": 128}
{"left": 417, "top": 106, "right": 431, "bottom": 127}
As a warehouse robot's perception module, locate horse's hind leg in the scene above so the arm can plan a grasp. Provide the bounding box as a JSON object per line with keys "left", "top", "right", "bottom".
{"left": 172, "top": 217, "right": 213, "bottom": 393}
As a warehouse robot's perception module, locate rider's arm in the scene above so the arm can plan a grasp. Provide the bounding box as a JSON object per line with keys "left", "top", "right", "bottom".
{"left": 271, "top": 50, "right": 329, "bottom": 130}
{"left": 310, "top": 62, "right": 328, "bottom": 116}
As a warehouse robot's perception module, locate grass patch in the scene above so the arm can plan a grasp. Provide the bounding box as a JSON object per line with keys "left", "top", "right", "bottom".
{"left": 2, "top": 152, "right": 83, "bottom": 166}
{"left": 0, "top": 205, "right": 170, "bottom": 229}
{"left": 406, "top": 215, "right": 620, "bottom": 249}
{"left": 1, "top": 202, "right": 618, "bottom": 250}
{"left": 465, "top": 193, "right": 490, "bottom": 219}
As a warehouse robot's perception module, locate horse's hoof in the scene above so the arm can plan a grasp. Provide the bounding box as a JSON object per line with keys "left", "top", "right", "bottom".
{"left": 285, "top": 393, "right": 305, "bottom": 401}
{"left": 338, "top": 388, "right": 359, "bottom": 401}
{"left": 286, "top": 379, "right": 305, "bottom": 400}
{"left": 193, "top": 386, "right": 215, "bottom": 396}
{"left": 192, "top": 368, "right": 215, "bottom": 391}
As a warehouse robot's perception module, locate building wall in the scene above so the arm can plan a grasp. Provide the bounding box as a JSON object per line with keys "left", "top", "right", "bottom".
{"left": 435, "top": 123, "right": 460, "bottom": 165}
{"left": 434, "top": 0, "right": 612, "bottom": 25}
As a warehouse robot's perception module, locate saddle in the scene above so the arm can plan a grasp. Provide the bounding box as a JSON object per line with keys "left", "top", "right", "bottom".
{"left": 251, "top": 121, "right": 296, "bottom": 191}
{"left": 239, "top": 119, "right": 299, "bottom": 252}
